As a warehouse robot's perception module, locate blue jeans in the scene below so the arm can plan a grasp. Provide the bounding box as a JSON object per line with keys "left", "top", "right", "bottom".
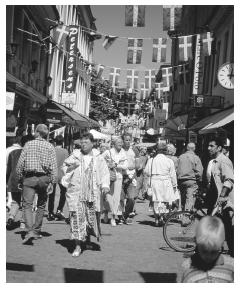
{"left": 22, "top": 176, "right": 49, "bottom": 234}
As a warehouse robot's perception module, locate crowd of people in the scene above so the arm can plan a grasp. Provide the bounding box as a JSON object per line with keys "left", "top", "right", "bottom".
{"left": 6, "top": 123, "right": 234, "bottom": 282}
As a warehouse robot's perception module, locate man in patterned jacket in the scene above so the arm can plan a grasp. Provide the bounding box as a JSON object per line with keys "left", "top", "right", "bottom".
{"left": 16, "top": 124, "right": 57, "bottom": 244}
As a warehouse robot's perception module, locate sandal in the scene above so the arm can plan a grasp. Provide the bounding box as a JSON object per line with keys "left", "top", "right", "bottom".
{"left": 72, "top": 248, "right": 81, "bottom": 257}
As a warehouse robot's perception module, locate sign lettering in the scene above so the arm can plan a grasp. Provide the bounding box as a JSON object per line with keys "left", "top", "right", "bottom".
{"left": 65, "top": 25, "right": 78, "bottom": 93}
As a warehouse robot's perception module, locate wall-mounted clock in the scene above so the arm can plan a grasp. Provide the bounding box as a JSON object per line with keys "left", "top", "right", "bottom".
{"left": 217, "top": 63, "right": 234, "bottom": 90}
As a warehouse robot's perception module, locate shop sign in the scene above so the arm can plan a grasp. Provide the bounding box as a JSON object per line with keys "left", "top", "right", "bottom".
{"left": 192, "top": 34, "right": 204, "bottom": 95}
{"left": 46, "top": 118, "right": 61, "bottom": 124}
{"left": 189, "top": 131, "right": 198, "bottom": 143}
{"left": 6, "top": 92, "right": 15, "bottom": 110}
{"left": 6, "top": 113, "right": 17, "bottom": 131}
{"left": 193, "top": 95, "right": 224, "bottom": 108}
{"left": 65, "top": 25, "right": 78, "bottom": 93}
{"left": 61, "top": 92, "right": 76, "bottom": 105}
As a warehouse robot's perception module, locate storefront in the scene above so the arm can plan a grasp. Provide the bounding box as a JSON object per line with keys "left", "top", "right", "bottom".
{"left": 39, "top": 100, "right": 100, "bottom": 151}
{"left": 189, "top": 106, "right": 234, "bottom": 163}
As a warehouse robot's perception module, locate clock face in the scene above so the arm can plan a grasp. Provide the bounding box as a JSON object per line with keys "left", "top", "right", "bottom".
{"left": 217, "top": 63, "right": 234, "bottom": 90}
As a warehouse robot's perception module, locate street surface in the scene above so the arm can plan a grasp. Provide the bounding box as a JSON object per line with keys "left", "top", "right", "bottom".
{"left": 6, "top": 196, "right": 187, "bottom": 283}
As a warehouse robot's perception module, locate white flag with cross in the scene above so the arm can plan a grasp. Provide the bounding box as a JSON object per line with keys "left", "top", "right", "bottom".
{"left": 127, "top": 38, "right": 143, "bottom": 64}
{"left": 152, "top": 38, "right": 167, "bottom": 62}
{"left": 127, "top": 69, "right": 139, "bottom": 90}
{"left": 179, "top": 35, "right": 193, "bottom": 61}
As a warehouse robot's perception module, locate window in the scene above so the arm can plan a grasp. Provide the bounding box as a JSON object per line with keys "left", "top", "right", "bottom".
{"left": 223, "top": 31, "right": 229, "bottom": 63}
{"left": 214, "top": 40, "right": 221, "bottom": 86}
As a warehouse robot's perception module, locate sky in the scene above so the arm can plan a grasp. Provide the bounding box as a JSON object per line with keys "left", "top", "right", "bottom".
{"left": 90, "top": 5, "right": 171, "bottom": 88}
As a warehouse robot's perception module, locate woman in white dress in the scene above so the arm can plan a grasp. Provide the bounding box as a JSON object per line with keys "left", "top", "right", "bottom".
{"left": 103, "top": 137, "right": 128, "bottom": 226}
{"left": 144, "top": 143, "right": 178, "bottom": 226}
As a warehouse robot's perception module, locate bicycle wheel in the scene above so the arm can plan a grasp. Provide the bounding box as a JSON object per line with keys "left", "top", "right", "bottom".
{"left": 163, "top": 211, "right": 199, "bottom": 252}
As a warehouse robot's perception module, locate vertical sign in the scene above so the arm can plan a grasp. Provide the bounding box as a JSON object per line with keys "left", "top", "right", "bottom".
{"left": 65, "top": 25, "right": 78, "bottom": 93}
{"left": 192, "top": 34, "right": 204, "bottom": 95}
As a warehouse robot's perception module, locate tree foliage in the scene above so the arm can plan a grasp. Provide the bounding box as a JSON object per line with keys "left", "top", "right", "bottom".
{"left": 89, "top": 68, "right": 119, "bottom": 121}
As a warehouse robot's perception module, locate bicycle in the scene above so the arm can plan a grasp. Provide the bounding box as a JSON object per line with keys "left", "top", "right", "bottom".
{"left": 163, "top": 191, "right": 230, "bottom": 252}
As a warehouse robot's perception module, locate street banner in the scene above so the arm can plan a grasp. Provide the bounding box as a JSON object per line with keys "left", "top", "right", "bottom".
{"left": 51, "top": 23, "right": 69, "bottom": 47}
{"left": 163, "top": 5, "right": 182, "bottom": 31}
{"left": 192, "top": 34, "right": 204, "bottom": 95}
{"left": 179, "top": 35, "right": 193, "bottom": 61}
{"left": 202, "top": 32, "right": 214, "bottom": 56}
{"left": 125, "top": 5, "right": 145, "bottom": 27}
{"left": 144, "top": 70, "right": 155, "bottom": 89}
{"left": 127, "top": 38, "right": 143, "bottom": 64}
{"left": 96, "top": 64, "right": 105, "bottom": 79}
{"left": 6, "top": 92, "right": 15, "bottom": 110}
{"left": 102, "top": 35, "right": 118, "bottom": 50}
{"left": 140, "top": 83, "right": 149, "bottom": 100}
{"left": 76, "top": 58, "right": 89, "bottom": 83}
{"left": 127, "top": 69, "right": 139, "bottom": 90}
{"left": 88, "top": 30, "right": 102, "bottom": 41}
{"left": 162, "top": 67, "right": 173, "bottom": 90}
{"left": 179, "top": 64, "right": 190, "bottom": 85}
{"left": 109, "top": 67, "right": 121, "bottom": 92}
{"left": 155, "top": 83, "right": 165, "bottom": 99}
{"left": 152, "top": 38, "right": 167, "bottom": 62}
{"left": 65, "top": 25, "right": 78, "bottom": 93}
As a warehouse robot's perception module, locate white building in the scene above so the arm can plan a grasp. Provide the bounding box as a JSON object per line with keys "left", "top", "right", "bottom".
{"left": 48, "top": 5, "right": 97, "bottom": 116}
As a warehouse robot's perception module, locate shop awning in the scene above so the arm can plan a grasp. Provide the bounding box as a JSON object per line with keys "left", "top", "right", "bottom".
{"left": 189, "top": 107, "right": 233, "bottom": 134}
{"left": 40, "top": 100, "right": 100, "bottom": 128}
{"left": 164, "top": 114, "right": 188, "bottom": 140}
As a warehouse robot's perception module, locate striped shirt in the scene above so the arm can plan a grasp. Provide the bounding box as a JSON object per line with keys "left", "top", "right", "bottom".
{"left": 16, "top": 137, "right": 57, "bottom": 183}
{"left": 181, "top": 254, "right": 234, "bottom": 283}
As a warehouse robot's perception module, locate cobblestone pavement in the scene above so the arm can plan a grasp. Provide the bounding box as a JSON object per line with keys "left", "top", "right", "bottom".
{"left": 6, "top": 197, "right": 187, "bottom": 283}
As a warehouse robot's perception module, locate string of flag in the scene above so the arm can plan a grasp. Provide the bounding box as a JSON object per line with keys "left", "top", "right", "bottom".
{"left": 16, "top": 6, "right": 215, "bottom": 107}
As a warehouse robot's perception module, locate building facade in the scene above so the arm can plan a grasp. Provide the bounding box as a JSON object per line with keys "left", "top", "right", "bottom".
{"left": 6, "top": 5, "right": 58, "bottom": 139}
{"left": 48, "top": 5, "right": 96, "bottom": 116}
{"left": 165, "top": 5, "right": 234, "bottom": 155}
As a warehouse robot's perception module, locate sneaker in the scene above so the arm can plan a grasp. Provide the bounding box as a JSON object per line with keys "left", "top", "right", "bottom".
{"left": 129, "top": 212, "right": 135, "bottom": 217}
{"left": 20, "top": 222, "right": 26, "bottom": 229}
{"left": 117, "top": 216, "right": 124, "bottom": 225}
{"left": 126, "top": 218, "right": 133, "bottom": 225}
{"left": 55, "top": 210, "right": 65, "bottom": 221}
{"left": 6, "top": 218, "right": 15, "bottom": 230}
{"left": 111, "top": 219, "right": 116, "bottom": 227}
{"left": 47, "top": 212, "right": 55, "bottom": 221}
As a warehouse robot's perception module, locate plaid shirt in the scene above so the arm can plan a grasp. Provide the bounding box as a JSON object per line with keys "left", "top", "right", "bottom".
{"left": 16, "top": 137, "right": 58, "bottom": 183}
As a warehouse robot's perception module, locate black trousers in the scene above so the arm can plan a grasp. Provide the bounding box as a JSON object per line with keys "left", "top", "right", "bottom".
{"left": 48, "top": 183, "right": 66, "bottom": 213}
